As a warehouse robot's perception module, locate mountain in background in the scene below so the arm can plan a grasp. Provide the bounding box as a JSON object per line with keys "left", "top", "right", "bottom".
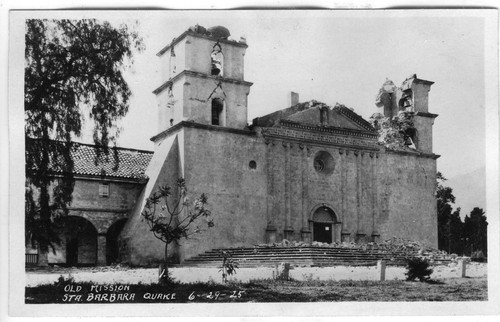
{"left": 446, "top": 166, "right": 487, "bottom": 218}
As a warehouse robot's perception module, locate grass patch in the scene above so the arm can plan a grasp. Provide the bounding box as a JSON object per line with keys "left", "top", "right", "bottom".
{"left": 25, "top": 277, "right": 487, "bottom": 303}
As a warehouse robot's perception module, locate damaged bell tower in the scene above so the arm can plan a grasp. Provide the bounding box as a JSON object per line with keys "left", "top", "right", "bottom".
{"left": 375, "top": 74, "right": 438, "bottom": 153}
{"left": 153, "top": 25, "right": 253, "bottom": 136}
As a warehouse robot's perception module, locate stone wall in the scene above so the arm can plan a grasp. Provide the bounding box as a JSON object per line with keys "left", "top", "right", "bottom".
{"left": 180, "top": 126, "right": 267, "bottom": 261}
{"left": 183, "top": 74, "right": 251, "bottom": 129}
{"left": 263, "top": 141, "right": 381, "bottom": 243}
{"left": 120, "top": 134, "right": 182, "bottom": 266}
{"left": 45, "top": 178, "right": 143, "bottom": 265}
{"left": 376, "top": 150, "right": 438, "bottom": 247}
{"left": 184, "top": 35, "right": 247, "bottom": 80}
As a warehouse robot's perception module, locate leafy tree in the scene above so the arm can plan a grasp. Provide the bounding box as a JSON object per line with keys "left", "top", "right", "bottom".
{"left": 448, "top": 208, "right": 464, "bottom": 254}
{"left": 436, "top": 173, "right": 487, "bottom": 256}
{"left": 463, "top": 207, "right": 488, "bottom": 257}
{"left": 141, "top": 178, "right": 214, "bottom": 284}
{"left": 25, "top": 19, "right": 144, "bottom": 262}
{"left": 436, "top": 172, "right": 456, "bottom": 252}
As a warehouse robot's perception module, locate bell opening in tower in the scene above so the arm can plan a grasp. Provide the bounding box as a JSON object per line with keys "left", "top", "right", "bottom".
{"left": 211, "top": 98, "right": 224, "bottom": 125}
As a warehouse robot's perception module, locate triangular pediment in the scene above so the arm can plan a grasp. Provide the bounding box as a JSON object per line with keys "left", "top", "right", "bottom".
{"left": 253, "top": 100, "right": 375, "bottom": 133}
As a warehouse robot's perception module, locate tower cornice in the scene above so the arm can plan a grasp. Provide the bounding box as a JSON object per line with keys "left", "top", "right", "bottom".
{"left": 415, "top": 111, "right": 439, "bottom": 118}
{"left": 150, "top": 120, "right": 255, "bottom": 143}
{"left": 157, "top": 30, "right": 248, "bottom": 57}
{"left": 153, "top": 70, "right": 253, "bottom": 95}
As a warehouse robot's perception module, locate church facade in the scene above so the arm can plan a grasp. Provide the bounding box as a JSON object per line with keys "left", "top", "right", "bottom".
{"left": 28, "top": 25, "right": 439, "bottom": 267}
{"left": 119, "top": 25, "right": 439, "bottom": 266}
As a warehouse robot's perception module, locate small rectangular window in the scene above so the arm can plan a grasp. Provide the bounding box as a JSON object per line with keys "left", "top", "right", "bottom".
{"left": 99, "top": 183, "right": 109, "bottom": 198}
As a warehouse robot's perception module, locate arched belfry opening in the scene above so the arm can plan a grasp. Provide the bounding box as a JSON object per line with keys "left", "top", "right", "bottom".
{"left": 211, "top": 98, "right": 224, "bottom": 125}
{"left": 211, "top": 43, "right": 224, "bottom": 77}
{"left": 311, "top": 206, "right": 341, "bottom": 244}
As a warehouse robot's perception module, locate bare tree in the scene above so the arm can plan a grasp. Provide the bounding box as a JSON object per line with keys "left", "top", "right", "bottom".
{"left": 141, "top": 178, "right": 214, "bottom": 284}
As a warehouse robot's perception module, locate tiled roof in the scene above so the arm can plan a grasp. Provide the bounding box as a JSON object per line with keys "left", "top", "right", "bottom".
{"left": 70, "top": 143, "right": 153, "bottom": 180}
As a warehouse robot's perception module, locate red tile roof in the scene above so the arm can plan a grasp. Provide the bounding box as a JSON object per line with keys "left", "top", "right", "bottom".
{"left": 70, "top": 143, "right": 153, "bottom": 180}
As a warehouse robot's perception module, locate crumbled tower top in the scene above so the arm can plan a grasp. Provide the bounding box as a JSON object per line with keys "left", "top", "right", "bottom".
{"left": 188, "top": 24, "right": 231, "bottom": 40}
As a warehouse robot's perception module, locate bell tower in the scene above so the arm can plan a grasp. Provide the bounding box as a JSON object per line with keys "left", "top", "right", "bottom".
{"left": 397, "top": 75, "right": 437, "bottom": 153}
{"left": 375, "top": 74, "right": 437, "bottom": 153}
{"left": 152, "top": 25, "right": 253, "bottom": 139}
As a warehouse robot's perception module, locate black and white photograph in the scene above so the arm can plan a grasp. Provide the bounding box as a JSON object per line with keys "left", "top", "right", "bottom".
{"left": 3, "top": 3, "right": 499, "bottom": 318}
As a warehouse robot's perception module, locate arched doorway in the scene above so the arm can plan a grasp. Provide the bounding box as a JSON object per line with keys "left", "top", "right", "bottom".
{"left": 106, "top": 219, "right": 127, "bottom": 265}
{"left": 59, "top": 216, "right": 98, "bottom": 266}
{"left": 312, "top": 206, "right": 339, "bottom": 244}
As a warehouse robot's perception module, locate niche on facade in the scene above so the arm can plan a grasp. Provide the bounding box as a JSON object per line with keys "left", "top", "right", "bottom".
{"left": 248, "top": 160, "right": 257, "bottom": 170}
{"left": 211, "top": 43, "right": 224, "bottom": 77}
{"left": 313, "top": 151, "right": 335, "bottom": 175}
{"left": 211, "top": 98, "right": 224, "bottom": 126}
{"left": 319, "top": 106, "right": 329, "bottom": 126}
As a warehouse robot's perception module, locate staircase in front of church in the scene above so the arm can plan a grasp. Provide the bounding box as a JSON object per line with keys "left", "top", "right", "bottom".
{"left": 181, "top": 246, "right": 451, "bottom": 268}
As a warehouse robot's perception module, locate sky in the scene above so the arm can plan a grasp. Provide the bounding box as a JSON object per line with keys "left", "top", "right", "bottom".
{"left": 29, "top": 10, "right": 495, "bottom": 215}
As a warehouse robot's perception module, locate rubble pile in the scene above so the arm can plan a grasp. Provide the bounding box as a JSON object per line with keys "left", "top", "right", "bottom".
{"left": 254, "top": 237, "right": 462, "bottom": 263}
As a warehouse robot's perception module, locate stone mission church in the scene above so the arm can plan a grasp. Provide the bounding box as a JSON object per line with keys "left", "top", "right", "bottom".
{"left": 28, "top": 25, "right": 439, "bottom": 267}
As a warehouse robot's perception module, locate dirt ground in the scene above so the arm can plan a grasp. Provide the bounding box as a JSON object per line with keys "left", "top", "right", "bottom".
{"left": 25, "top": 261, "right": 487, "bottom": 286}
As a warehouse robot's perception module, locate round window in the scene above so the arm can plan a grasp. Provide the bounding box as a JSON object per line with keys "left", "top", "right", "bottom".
{"left": 249, "top": 160, "right": 257, "bottom": 169}
{"left": 313, "top": 151, "right": 335, "bottom": 174}
{"left": 313, "top": 159, "right": 325, "bottom": 171}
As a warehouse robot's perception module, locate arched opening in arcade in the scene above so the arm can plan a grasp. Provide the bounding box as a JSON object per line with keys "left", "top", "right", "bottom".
{"left": 50, "top": 216, "right": 98, "bottom": 267}
{"left": 312, "top": 206, "right": 341, "bottom": 244}
{"left": 106, "top": 218, "right": 127, "bottom": 265}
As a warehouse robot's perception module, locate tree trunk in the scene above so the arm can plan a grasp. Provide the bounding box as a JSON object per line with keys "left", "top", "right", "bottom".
{"left": 159, "top": 243, "right": 169, "bottom": 284}
{"left": 38, "top": 247, "right": 49, "bottom": 267}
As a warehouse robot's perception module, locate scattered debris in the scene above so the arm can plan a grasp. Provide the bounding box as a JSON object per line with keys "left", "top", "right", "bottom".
{"left": 254, "top": 237, "right": 460, "bottom": 264}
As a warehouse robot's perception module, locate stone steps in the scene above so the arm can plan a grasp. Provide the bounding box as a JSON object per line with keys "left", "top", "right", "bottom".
{"left": 181, "top": 246, "right": 448, "bottom": 268}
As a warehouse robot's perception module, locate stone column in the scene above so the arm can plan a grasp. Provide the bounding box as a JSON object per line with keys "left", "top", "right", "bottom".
{"left": 339, "top": 149, "right": 346, "bottom": 224}
{"left": 355, "top": 151, "right": 366, "bottom": 242}
{"left": 371, "top": 152, "right": 380, "bottom": 242}
{"left": 341, "top": 150, "right": 351, "bottom": 242}
{"left": 354, "top": 150, "right": 360, "bottom": 239}
{"left": 283, "top": 141, "right": 294, "bottom": 239}
{"left": 300, "top": 144, "right": 311, "bottom": 243}
{"left": 265, "top": 139, "right": 277, "bottom": 243}
{"left": 97, "top": 234, "right": 107, "bottom": 266}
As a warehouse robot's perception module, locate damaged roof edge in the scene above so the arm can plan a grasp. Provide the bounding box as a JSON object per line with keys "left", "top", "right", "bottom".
{"left": 157, "top": 30, "right": 248, "bottom": 57}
